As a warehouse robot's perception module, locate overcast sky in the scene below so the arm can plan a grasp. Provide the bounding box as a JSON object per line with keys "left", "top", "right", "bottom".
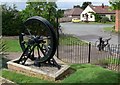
{"left": 0, "top": 0, "right": 110, "bottom": 10}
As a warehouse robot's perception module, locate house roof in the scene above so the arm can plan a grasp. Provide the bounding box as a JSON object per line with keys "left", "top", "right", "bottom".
{"left": 64, "top": 8, "right": 83, "bottom": 16}
{"left": 89, "top": 4, "right": 115, "bottom": 14}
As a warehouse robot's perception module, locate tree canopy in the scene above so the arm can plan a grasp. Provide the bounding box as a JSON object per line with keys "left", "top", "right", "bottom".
{"left": 81, "top": 2, "right": 92, "bottom": 10}
{"left": 20, "top": 1, "right": 58, "bottom": 28}
{"left": 109, "top": 0, "right": 120, "bottom": 10}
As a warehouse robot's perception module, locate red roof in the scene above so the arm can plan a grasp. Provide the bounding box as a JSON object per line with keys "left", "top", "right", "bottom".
{"left": 64, "top": 8, "right": 83, "bottom": 16}
{"left": 89, "top": 4, "right": 115, "bottom": 14}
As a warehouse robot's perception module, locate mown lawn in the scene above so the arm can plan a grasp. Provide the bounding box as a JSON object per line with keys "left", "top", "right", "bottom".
{"left": 2, "top": 64, "right": 119, "bottom": 84}
{"left": 3, "top": 35, "right": 87, "bottom": 52}
{"left": 3, "top": 38, "right": 22, "bottom": 52}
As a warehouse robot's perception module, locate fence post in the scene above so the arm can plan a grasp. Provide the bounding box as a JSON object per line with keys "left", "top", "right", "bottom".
{"left": 88, "top": 42, "right": 91, "bottom": 63}
{"left": 56, "top": 11, "right": 59, "bottom": 59}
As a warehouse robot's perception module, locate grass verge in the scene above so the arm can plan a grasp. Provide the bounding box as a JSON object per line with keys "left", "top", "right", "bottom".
{"left": 103, "top": 27, "right": 120, "bottom": 34}
{"left": 78, "top": 22, "right": 115, "bottom": 24}
{"left": 2, "top": 64, "right": 119, "bottom": 84}
{"left": 59, "top": 35, "right": 88, "bottom": 46}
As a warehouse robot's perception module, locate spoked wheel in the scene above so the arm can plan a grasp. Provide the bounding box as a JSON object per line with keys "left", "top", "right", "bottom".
{"left": 18, "top": 16, "right": 57, "bottom": 65}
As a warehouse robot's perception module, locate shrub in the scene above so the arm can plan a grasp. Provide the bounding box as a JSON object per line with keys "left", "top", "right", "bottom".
{"left": 101, "top": 17, "right": 110, "bottom": 23}
{"left": 0, "top": 39, "right": 8, "bottom": 54}
{"left": 111, "top": 15, "right": 115, "bottom": 22}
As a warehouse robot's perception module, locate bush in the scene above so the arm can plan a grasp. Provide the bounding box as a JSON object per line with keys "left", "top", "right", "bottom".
{"left": 101, "top": 17, "right": 110, "bottom": 23}
{"left": 0, "top": 39, "right": 7, "bottom": 54}
{"left": 111, "top": 15, "right": 115, "bottom": 22}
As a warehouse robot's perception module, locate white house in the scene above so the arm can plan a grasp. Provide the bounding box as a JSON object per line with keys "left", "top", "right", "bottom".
{"left": 80, "top": 4, "right": 115, "bottom": 21}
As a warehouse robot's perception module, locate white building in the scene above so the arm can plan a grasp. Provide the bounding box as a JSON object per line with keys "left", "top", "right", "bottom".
{"left": 80, "top": 4, "right": 115, "bottom": 22}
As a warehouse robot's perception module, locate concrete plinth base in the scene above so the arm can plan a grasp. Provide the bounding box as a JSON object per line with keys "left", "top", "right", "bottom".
{"left": 7, "top": 58, "right": 71, "bottom": 81}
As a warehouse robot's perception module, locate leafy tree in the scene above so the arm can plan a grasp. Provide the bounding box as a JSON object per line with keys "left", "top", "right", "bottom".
{"left": 73, "top": 5, "right": 81, "bottom": 8}
{"left": 20, "top": 1, "right": 58, "bottom": 28}
{"left": 57, "top": 9, "right": 64, "bottom": 18}
{"left": 2, "top": 4, "right": 23, "bottom": 36}
{"left": 81, "top": 2, "right": 92, "bottom": 10}
{"left": 109, "top": 0, "right": 120, "bottom": 10}
{"left": 109, "top": 0, "right": 120, "bottom": 32}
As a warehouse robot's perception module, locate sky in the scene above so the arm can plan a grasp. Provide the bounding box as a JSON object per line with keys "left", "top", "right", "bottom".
{"left": 0, "top": 0, "right": 111, "bottom": 10}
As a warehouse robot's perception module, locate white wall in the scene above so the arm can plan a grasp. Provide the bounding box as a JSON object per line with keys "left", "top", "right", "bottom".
{"left": 80, "top": 5, "right": 95, "bottom": 21}
{"left": 105, "top": 14, "right": 111, "bottom": 21}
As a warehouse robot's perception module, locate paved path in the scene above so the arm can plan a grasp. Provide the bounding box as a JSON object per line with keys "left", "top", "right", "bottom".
{"left": 0, "top": 76, "right": 16, "bottom": 85}
{"left": 60, "top": 22, "right": 118, "bottom": 45}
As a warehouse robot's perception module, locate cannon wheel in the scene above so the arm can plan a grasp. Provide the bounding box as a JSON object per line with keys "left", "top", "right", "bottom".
{"left": 18, "top": 16, "right": 57, "bottom": 64}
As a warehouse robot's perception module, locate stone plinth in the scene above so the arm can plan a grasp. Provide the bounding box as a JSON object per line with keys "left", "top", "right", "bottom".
{"left": 7, "top": 58, "right": 71, "bottom": 81}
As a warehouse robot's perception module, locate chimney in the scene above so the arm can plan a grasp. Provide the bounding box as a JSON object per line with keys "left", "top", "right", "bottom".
{"left": 102, "top": 3, "right": 104, "bottom": 8}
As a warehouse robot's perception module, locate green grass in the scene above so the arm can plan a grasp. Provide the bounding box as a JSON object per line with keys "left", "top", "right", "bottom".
{"left": 103, "top": 27, "right": 120, "bottom": 34}
{"left": 103, "top": 27, "right": 115, "bottom": 32}
{"left": 62, "top": 64, "right": 119, "bottom": 83}
{"left": 78, "top": 21, "right": 115, "bottom": 24}
{"left": 59, "top": 35, "right": 88, "bottom": 46}
{"left": 2, "top": 69, "right": 52, "bottom": 84}
{"left": 105, "top": 58, "right": 120, "bottom": 64}
{"left": 3, "top": 35, "right": 87, "bottom": 52}
{"left": 2, "top": 64, "right": 120, "bottom": 84}
{"left": 3, "top": 39, "right": 22, "bottom": 52}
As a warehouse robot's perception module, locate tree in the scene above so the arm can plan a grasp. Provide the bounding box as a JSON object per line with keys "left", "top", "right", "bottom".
{"left": 73, "top": 5, "right": 81, "bottom": 8}
{"left": 110, "top": 0, "right": 120, "bottom": 10}
{"left": 2, "top": 4, "right": 23, "bottom": 36}
{"left": 81, "top": 2, "right": 92, "bottom": 10}
{"left": 20, "top": 1, "right": 58, "bottom": 28}
{"left": 110, "top": 0, "right": 120, "bottom": 32}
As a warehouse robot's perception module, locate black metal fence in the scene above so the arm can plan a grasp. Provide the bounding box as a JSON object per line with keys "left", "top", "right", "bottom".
{"left": 58, "top": 34, "right": 120, "bottom": 72}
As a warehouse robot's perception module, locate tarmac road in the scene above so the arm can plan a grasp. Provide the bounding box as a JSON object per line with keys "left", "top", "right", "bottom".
{"left": 60, "top": 22, "right": 119, "bottom": 45}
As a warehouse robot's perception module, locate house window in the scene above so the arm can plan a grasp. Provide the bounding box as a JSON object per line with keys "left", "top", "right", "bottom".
{"left": 90, "top": 15, "right": 92, "bottom": 18}
{"left": 82, "top": 14, "right": 84, "bottom": 17}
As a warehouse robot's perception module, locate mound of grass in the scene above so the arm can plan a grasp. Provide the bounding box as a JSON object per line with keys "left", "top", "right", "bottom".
{"left": 62, "top": 64, "right": 119, "bottom": 83}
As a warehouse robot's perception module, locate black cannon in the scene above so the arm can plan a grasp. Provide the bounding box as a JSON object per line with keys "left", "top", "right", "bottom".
{"left": 16, "top": 16, "right": 61, "bottom": 69}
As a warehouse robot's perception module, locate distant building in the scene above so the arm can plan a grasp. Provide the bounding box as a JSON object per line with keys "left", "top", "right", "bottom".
{"left": 59, "top": 8, "right": 83, "bottom": 22}
{"left": 80, "top": 4, "right": 115, "bottom": 21}
{"left": 64, "top": 8, "right": 83, "bottom": 19}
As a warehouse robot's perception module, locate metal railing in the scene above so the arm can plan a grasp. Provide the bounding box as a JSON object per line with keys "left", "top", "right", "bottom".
{"left": 58, "top": 34, "right": 120, "bottom": 72}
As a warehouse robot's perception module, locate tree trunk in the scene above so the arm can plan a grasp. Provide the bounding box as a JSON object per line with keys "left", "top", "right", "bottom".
{"left": 115, "top": 10, "right": 120, "bottom": 32}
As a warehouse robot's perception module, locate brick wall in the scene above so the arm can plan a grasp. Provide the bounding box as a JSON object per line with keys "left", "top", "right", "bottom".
{"left": 115, "top": 10, "right": 120, "bottom": 32}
